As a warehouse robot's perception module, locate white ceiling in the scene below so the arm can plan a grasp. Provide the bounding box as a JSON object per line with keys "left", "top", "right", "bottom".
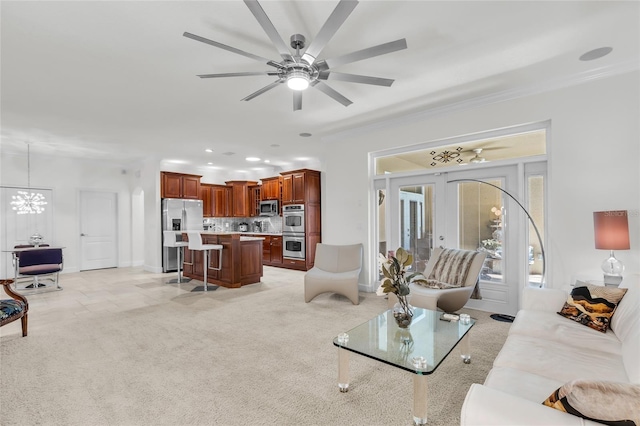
{"left": 1, "top": 1, "right": 638, "bottom": 173}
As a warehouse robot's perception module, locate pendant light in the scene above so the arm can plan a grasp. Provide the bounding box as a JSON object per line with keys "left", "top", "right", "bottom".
{"left": 10, "top": 144, "right": 47, "bottom": 215}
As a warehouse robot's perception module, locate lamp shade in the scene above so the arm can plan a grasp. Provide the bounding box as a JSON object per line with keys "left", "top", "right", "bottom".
{"left": 593, "top": 210, "right": 630, "bottom": 250}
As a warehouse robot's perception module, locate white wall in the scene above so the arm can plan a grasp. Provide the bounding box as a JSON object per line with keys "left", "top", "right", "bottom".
{"left": 321, "top": 71, "right": 640, "bottom": 290}
{"left": 0, "top": 153, "right": 134, "bottom": 273}
{"left": 1, "top": 72, "right": 637, "bottom": 287}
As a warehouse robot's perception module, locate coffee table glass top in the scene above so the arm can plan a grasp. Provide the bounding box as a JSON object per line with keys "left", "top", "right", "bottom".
{"left": 333, "top": 308, "right": 475, "bottom": 374}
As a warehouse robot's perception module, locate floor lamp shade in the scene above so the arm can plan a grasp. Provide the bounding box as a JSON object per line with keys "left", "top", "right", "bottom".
{"left": 593, "top": 210, "right": 629, "bottom": 285}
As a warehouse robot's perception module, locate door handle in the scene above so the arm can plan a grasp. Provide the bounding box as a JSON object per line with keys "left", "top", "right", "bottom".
{"left": 81, "top": 233, "right": 87, "bottom": 236}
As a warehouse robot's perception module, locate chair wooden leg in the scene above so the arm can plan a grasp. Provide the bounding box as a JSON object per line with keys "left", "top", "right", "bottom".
{"left": 21, "top": 315, "right": 28, "bottom": 337}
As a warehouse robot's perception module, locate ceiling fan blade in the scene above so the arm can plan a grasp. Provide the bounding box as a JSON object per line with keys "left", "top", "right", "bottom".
{"left": 293, "top": 91, "right": 302, "bottom": 111}
{"left": 300, "top": 0, "right": 359, "bottom": 65}
{"left": 311, "top": 81, "right": 352, "bottom": 107}
{"left": 241, "top": 80, "right": 282, "bottom": 101}
{"left": 243, "top": 0, "right": 294, "bottom": 63}
{"left": 197, "top": 71, "right": 279, "bottom": 78}
{"left": 183, "top": 32, "right": 274, "bottom": 64}
{"left": 321, "top": 71, "right": 394, "bottom": 87}
{"left": 323, "top": 38, "right": 407, "bottom": 68}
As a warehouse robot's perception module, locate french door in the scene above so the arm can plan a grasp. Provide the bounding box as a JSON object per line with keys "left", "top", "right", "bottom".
{"left": 381, "top": 166, "right": 523, "bottom": 315}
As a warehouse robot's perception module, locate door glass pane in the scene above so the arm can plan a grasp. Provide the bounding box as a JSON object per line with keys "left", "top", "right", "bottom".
{"left": 527, "top": 175, "right": 545, "bottom": 286}
{"left": 458, "top": 180, "right": 504, "bottom": 283}
{"left": 398, "top": 185, "right": 434, "bottom": 273}
{"left": 377, "top": 188, "right": 387, "bottom": 281}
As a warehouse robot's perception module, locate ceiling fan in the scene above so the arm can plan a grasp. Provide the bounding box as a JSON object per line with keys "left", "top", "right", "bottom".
{"left": 183, "top": 0, "right": 407, "bottom": 111}
{"left": 469, "top": 148, "right": 487, "bottom": 163}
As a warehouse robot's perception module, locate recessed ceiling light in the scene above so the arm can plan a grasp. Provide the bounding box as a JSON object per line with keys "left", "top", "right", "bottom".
{"left": 299, "top": 132, "right": 312, "bottom": 137}
{"left": 295, "top": 157, "right": 310, "bottom": 161}
{"left": 205, "top": 149, "right": 213, "bottom": 153}
{"left": 264, "top": 159, "right": 270, "bottom": 163}
{"left": 207, "top": 162, "right": 213, "bottom": 165}
{"left": 246, "top": 157, "right": 261, "bottom": 162}
{"left": 579, "top": 47, "right": 613, "bottom": 61}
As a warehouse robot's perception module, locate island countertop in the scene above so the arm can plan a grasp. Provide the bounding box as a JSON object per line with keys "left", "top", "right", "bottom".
{"left": 198, "top": 231, "right": 265, "bottom": 242}
{"left": 181, "top": 232, "right": 263, "bottom": 288}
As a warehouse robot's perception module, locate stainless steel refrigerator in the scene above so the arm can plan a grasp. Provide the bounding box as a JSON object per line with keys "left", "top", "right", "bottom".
{"left": 162, "top": 198, "right": 204, "bottom": 272}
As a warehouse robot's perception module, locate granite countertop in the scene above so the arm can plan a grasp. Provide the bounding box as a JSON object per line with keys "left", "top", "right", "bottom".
{"left": 199, "top": 231, "right": 282, "bottom": 236}
{"left": 239, "top": 236, "right": 265, "bottom": 241}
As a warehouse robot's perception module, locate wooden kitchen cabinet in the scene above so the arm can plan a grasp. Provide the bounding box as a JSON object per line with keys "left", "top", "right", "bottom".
{"left": 260, "top": 235, "right": 282, "bottom": 266}
{"left": 200, "top": 184, "right": 212, "bottom": 217}
{"left": 270, "top": 235, "right": 283, "bottom": 265}
{"left": 280, "top": 169, "right": 321, "bottom": 271}
{"left": 226, "top": 181, "right": 258, "bottom": 217}
{"left": 211, "top": 185, "right": 231, "bottom": 217}
{"left": 249, "top": 184, "right": 261, "bottom": 217}
{"left": 280, "top": 169, "right": 320, "bottom": 205}
{"left": 260, "top": 177, "right": 281, "bottom": 201}
{"left": 161, "top": 172, "right": 202, "bottom": 199}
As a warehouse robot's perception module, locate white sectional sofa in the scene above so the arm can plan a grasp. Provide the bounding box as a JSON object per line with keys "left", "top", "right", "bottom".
{"left": 461, "top": 276, "right": 639, "bottom": 425}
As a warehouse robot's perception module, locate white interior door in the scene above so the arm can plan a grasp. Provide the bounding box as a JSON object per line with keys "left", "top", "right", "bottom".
{"left": 80, "top": 191, "right": 117, "bottom": 271}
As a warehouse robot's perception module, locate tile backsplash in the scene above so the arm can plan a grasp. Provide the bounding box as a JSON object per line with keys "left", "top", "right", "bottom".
{"left": 203, "top": 216, "right": 282, "bottom": 233}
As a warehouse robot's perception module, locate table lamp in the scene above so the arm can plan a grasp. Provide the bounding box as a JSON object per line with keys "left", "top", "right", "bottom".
{"left": 593, "top": 210, "right": 630, "bottom": 286}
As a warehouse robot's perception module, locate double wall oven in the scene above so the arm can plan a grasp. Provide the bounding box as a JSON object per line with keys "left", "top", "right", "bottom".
{"left": 282, "top": 204, "right": 305, "bottom": 259}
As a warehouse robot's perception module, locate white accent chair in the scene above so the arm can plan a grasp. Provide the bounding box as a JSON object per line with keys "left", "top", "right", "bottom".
{"left": 304, "top": 243, "right": 363, "bottom": 305}
{"left": 187, "top": 232, "right": 223, "bottom": 292}
{"left": 401, "top": 247, "right": 487, "bottom": 313}
{"left": 163, "top": 231, "right": 191, "bottom": 284}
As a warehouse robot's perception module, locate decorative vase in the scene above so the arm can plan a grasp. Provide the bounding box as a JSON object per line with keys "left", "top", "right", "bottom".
{"left": 393, "top": 294, "right": 413, "bottom": 328}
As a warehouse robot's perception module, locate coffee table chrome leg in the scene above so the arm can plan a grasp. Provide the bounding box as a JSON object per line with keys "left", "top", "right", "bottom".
{"left": 413, "top": 373, "right": 428, "bottom": 425}
{"left": 338, "top": 348, "right": 349, "bottom": 393}
{"left": 460, "top": 333, "right": 471, "bottom": 364}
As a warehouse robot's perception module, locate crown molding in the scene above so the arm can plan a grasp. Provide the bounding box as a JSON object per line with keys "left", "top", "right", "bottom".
{"left": 324, "top": 59, "right": 640, "bottom": 142}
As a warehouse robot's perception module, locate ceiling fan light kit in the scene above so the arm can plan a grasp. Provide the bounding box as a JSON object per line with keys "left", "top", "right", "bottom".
{"left": 184, "top": 0, "right": 407, "bottom": 110}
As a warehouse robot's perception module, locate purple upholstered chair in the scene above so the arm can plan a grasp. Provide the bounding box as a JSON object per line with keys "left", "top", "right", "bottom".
{"left": 15, "top": 248, "right": 63, "bottom": 290}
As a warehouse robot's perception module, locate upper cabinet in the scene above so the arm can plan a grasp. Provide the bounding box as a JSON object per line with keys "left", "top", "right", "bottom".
{"left": 260, "top": 177, "right": 281, "bottom": 201}
{"left": 280, "top": 169, "right": 320, "bottom": 205}
{"left": 226, "top": 181, "right": 258, "bottom": 217}
{"left": 200, "top": 184, "right": 213, "bottom": 217}
{"left": 161, "top": 172, "right": 201, "bottom": 199}
{"left": 249, "top": 184, "right": 261, "bottom": 217}
{"left": 211, "top": 185, "right": 231, "bottom": 217}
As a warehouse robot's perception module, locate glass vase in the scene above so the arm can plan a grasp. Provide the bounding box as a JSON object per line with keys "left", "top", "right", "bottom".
{"left": 393, "top": 294, "right": 413, "bottom": 328}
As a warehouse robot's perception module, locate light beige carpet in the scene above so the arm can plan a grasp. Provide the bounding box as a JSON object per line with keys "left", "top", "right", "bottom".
{"left": 0, "top": 275, "right": 509, "bottom": 426}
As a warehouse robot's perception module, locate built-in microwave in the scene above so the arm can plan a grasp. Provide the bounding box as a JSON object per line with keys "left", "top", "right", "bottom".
{"left": 259, "top": 200, "right": 278, "bottom": 216}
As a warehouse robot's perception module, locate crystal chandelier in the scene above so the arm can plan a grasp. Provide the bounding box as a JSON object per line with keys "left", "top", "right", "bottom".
{"left": 10, "top": 144, "right": 47, "bottom": 215}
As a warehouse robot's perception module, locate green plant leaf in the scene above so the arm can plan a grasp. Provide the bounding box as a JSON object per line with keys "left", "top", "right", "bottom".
{"left": 405, "top": 253, "right": 413, "bottom": 267}
{"left": 382, "top": 265, "right": 392, "bottom": 279}
{"left": 396, "top": 247, "right": 409, "bottom": 265}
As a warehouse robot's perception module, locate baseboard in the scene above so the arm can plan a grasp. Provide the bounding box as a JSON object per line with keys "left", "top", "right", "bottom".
{"left": 144, "top": 265, "right": 163, "bottom": 274}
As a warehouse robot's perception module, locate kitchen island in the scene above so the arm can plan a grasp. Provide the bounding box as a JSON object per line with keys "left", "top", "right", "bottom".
{"left": 182, "top": 232, "right": 264, "bottom": 288}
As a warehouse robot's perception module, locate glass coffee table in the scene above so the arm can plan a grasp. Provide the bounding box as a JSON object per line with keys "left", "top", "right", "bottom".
{"left": 333, "top": 308, "right": 475, "bottom": 425}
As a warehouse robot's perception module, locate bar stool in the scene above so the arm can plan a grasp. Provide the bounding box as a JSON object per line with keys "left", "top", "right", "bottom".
{"left": 163, "top": 231, "right": 191, "bottom": 284}
{"left": 187, "top": 232, "right": 222, "bottom": 292}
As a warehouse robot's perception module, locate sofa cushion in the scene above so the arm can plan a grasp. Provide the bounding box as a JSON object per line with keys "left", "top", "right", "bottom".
{"left": 557, "top": 283, "right": 627, "bottom": 333}
{"left": 542, "top": 380, "right": 640, "bottom": 426}
{"left": 484, "top": 366, "right": 564, "bottom": 402}
{"left": 510, "top": 310, "right": 622, "bottom": 354}
{"left": 493, "top": 334, "right": 629, "bottom": 384}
